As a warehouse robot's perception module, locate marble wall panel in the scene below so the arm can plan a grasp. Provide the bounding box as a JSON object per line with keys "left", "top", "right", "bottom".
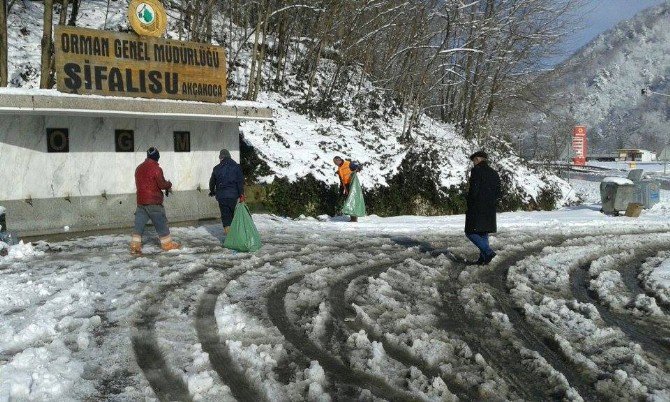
{"left": 0, "top": 115, "right": 239, "bottom": 201}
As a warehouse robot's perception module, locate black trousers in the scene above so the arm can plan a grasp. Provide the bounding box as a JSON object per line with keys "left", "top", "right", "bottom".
{"left": 218, "top": 198, "right": 238, "bottom": 227}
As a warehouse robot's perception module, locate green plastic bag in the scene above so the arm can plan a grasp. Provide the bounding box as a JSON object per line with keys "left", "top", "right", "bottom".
{"left": 223, "top": 202, "right": 262, "bottom": 252}
{"left": 342, "top": 173, "right": 367, "bottom": 217}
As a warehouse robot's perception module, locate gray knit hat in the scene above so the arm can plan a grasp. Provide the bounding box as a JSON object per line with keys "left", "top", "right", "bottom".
{"left": 219, "top": 149, "right": 231, "bottom": 160}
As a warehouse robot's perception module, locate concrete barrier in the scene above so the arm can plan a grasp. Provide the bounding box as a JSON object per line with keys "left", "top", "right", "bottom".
{"left": 3, "top": 190, "right": 221, "bottom": 236}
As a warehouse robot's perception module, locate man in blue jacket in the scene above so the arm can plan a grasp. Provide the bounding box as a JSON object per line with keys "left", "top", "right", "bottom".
{"left": 209, "top": 149, "right": 245, "bottom": 235}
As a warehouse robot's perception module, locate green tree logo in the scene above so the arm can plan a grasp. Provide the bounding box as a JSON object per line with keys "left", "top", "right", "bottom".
{"left": 136, "top": 4, "right": 155, "bottom": 25}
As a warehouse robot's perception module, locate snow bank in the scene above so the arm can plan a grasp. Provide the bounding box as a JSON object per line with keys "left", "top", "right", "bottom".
{"left": 0, "top": 241, "right": 41, "bottom": 260}
{"left": 640, "top": 253, "right": 670, "bottom": 306}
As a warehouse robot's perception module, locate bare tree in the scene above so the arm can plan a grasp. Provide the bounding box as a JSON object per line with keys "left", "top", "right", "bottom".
{"left": 59, "top": 0, "right": 68, "bottom": 25}
{"left": 67, "top": 0, "right": 78, "bottom": 26}
{"left": 40, "top": 0, "right": 54, "bottom": 89}
{"left": 0, "top": 0, "right": 7, "bottom": 87}
{"left": 160, "top": 0, "right": 583, "bottom": 139}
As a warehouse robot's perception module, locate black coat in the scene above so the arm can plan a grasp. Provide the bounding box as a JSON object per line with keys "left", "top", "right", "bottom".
{"left": 465, "top": 162, "right": 502, "bottom": 234}
{"left": 209, "top": 158, "right": 244, "bottom": 201}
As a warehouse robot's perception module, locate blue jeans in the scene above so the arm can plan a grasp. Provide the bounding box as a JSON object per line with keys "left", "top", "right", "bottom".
{"left": 466, "top": 233, "right": 494, "bottom": 261}
{"left": 133, "top": 205, "right": 170, "bottom": 238}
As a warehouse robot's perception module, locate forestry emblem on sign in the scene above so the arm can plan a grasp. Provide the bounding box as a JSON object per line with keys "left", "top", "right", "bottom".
{"left": 128, "top": 0, "right": 167, "bottom": 37}
{"left": 54, "top": 0, "right": 227, "bottom": 103}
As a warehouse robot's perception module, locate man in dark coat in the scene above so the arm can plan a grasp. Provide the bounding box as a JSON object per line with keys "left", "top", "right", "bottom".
{"left": 465, "top": 151, "right": 502, "bottom": 265}
{"left": 209, "top": 149, "right": 245, "bottom": 235}
{"left": 130, "top": 147, "right": 181, "bottom": 255}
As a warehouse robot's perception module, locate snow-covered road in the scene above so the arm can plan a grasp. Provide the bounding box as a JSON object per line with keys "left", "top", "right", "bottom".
{"left": 2, "top": 206, "right": 670, "bottom": 401}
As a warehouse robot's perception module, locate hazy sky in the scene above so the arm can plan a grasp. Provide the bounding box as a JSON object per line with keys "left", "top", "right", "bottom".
{"left": 550, "top": 0, "right": 666, "bottom": 65}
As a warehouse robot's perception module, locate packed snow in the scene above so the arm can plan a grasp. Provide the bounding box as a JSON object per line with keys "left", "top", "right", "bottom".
{"left": 640, "top": 252, "right": 670, "bottom": 307}
{"left": 2, "top": 202, "right": 670, "bottom": 400}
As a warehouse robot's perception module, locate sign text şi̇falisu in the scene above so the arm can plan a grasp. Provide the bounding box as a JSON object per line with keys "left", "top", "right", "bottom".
{"left": 54, "top": 25, "right": 227, "bottom": 103}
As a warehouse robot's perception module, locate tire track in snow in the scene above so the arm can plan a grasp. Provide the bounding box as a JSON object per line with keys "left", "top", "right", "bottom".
{"left": 132, "top": 262, "right": 233, "bottom": 402}
{"left": 131, "top": 242, "right": 288, "bottom": 401}
{"left": 480, "top": 232, "right": 670, "bottom": 398}
{"left": 267, "top": 254, "right": 425, "bottom": 402}
{"left": 195, "top": 245, "right": 321, "bottom": 402}
{"left": 620, "top": 254, "right": 670, "bottom": 317}
{"left": 440, "top": 274, "right": 544, "bottom": 398}
{"left": 475, "top": 230, "right": 670, "bottom": 400}
{"left": 571, "top": 260, "right": 670, "bottom": 367}
{"left": 327, "top": 256, "right": 479, "bottom": 401}
{"left": 442, "top": 235, "right": 599, "bottom": 401}
{"left": 485, "top": 236, "right": 602, "bottom": 400}
{"left": 131, "top": 237, "right": 332, "bottom": 401}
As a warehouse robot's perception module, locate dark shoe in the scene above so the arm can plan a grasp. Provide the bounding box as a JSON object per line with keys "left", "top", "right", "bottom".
{"left": 483, "top": 252, "right": 497, "bottom": 265}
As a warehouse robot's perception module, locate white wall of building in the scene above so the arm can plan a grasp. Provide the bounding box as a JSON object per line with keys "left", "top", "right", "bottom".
{"left": 641, "top": 150, "right": 657, "bottom": 162}
{"left": 0, "top": 115, "right": 239, "bottom": 201}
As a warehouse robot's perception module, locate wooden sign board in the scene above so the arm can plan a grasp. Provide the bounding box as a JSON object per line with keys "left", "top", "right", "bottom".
{"left": 54, "top": 25, "right": 227, "bottom": 103}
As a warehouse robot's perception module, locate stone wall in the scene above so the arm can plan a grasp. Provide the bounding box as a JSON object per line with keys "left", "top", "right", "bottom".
{"left": 1, "top": 190, "right": 220, "bottom": 236}
{"left": 0, "top": 114, "right": 239, "bottom": 234}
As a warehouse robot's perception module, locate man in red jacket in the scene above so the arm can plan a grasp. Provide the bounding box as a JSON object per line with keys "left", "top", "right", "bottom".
{"left": 130, "top": 147, "right": 181, "bottom": 255}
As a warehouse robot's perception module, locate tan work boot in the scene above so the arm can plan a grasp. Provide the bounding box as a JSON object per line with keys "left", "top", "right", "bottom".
{"left": 160, "top": 235, "right": 181, "bottom": 251}
{"left": 130, "top": 235, "right": 143, "bottom": 255}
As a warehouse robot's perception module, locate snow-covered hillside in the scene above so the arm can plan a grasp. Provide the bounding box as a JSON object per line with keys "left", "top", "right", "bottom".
{"left": 4, "top": 0, "right": 576, "bottom": 211}
{"left": 504, "top": 1, "right": 670, "bottom": 157}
